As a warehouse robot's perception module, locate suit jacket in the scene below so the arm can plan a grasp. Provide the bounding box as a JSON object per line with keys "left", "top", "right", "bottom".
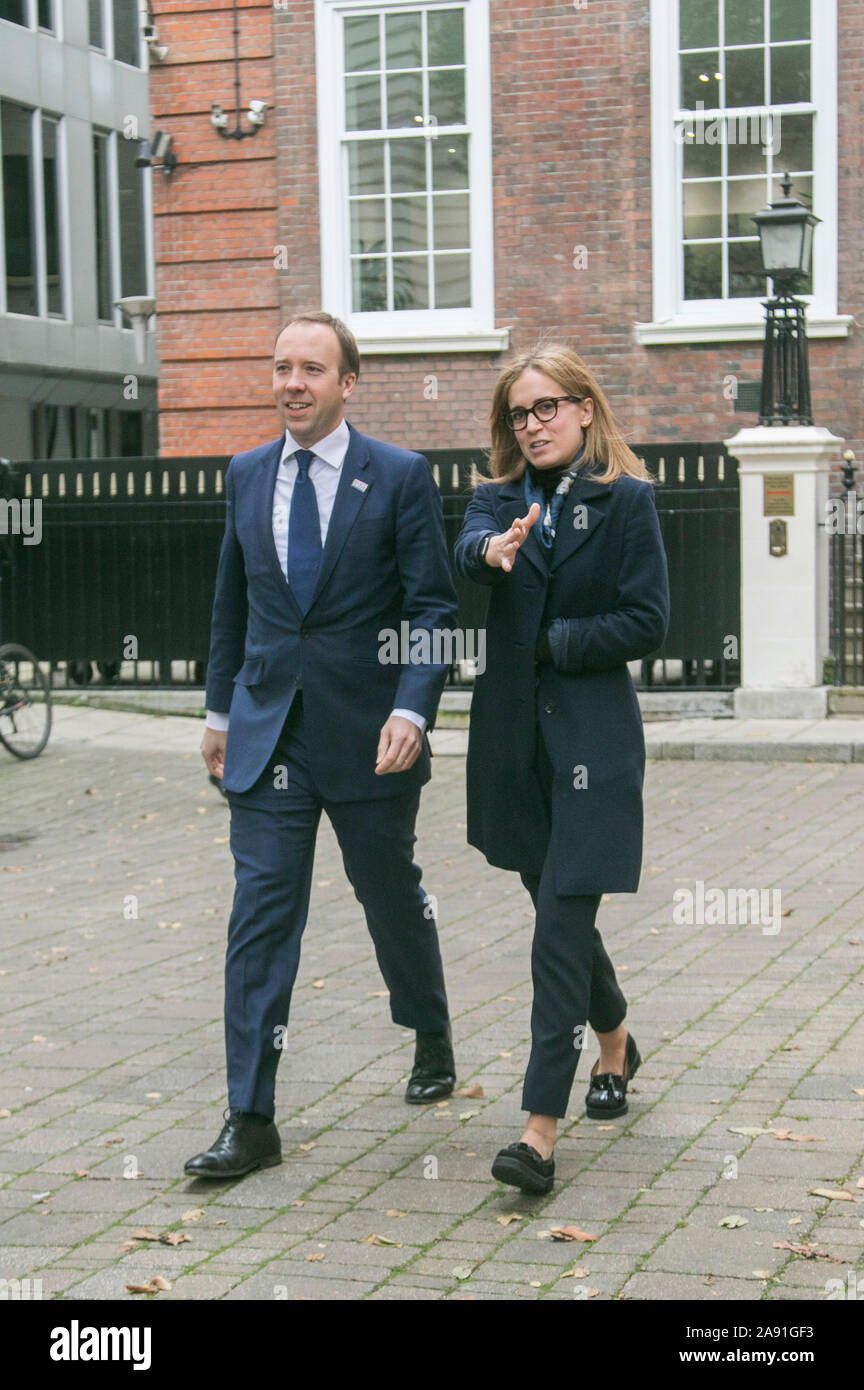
{"left": 453, "top": 469, "right": 670, "bottom": 894}
{"left": 206, "top": 423, "right": 459, "bottom": 797}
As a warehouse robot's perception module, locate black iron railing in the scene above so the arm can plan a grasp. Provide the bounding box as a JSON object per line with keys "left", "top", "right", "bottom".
{"left": 0, "top": 445, "right": 740, "bottom": 691}
{"left": 828, "top": 457, "right": 863, "bottom": 687}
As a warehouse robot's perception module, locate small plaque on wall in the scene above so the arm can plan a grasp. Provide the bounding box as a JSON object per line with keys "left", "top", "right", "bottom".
{"left": 764, "top": 474, "right": 795, "bottom": 516}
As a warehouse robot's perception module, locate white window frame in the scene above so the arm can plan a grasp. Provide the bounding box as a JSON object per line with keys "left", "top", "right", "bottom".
{"left": 315, "top": 0, "right": 508, "bottom": 353}
{"left": 0, "top": 0, "right": 58, "bottom": 33}
{"left": 89, "top": 0, "right": 145, "bottom": 68}
{"left": 639, "top": 0, "right": 850, "bottom": 344}
{"left": 0, "top": 101, "right": 69, "bottom": 321}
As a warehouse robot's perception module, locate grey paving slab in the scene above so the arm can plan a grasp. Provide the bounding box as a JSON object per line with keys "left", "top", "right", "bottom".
{"left": 2, "top": 709, "right": 864, "bottom": 1300}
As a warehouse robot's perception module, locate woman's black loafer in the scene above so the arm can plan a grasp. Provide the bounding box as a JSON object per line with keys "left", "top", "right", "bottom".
{"left": 585, "top": 1031, "right": 641, "bottom": 1119}
{"left": 491, "top": 1141, "right": 555, "bottom": 1195}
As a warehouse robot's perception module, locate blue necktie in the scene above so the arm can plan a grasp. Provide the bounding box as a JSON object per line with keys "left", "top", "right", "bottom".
{"left": 286, "top": 448, "right": 322, "bottom": 611}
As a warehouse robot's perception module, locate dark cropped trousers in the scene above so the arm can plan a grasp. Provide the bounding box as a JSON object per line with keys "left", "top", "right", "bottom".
{"left": 518, "top": 723, "right": 628, "bottom": 1118}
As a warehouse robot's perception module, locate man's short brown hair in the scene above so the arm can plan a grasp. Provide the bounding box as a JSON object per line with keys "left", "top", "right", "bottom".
{"left": 274, "top": 311, "right": 360, "bottom": 382}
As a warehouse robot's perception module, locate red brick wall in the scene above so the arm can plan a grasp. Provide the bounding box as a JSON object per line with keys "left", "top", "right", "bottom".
{"left": 150, "top": 0, "right": 279, "bottom": 455}
{"left": 152, "top": 0, "right": 862, "bottom": 464}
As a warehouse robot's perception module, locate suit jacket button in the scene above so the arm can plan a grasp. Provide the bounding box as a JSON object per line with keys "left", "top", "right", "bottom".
{"left": 301, "top": 631, "right": 311, "bottom": 640}
{"left": 544, "top": 701, "right": 555, "bottom": 714}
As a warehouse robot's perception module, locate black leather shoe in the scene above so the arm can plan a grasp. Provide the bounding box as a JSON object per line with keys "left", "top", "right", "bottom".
{"left": 404, "top": 1025, "right": 456, "bottom": 1104}
{"left": 491, "top": 1141, "right": 555, "bottom": 1195}
{"left": 585, "top": 1031, "right": 641, "bottom": 1119}
{"left": 183, "top": 1110, "right": 282, "bottom": 1178}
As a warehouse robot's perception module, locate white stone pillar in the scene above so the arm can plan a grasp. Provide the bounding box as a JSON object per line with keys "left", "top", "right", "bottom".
{"left": 724, "top": 425, "right": 844, "bottom": 719}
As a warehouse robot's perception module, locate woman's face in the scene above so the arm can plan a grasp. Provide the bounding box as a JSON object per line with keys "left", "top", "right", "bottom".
{"left": 507, "top": 368, "right": 594, "bottom": 470}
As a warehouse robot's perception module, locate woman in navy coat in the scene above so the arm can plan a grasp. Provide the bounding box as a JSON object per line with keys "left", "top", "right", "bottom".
{"left": 454, "top": 344, "right": 670, "bottom": 1194}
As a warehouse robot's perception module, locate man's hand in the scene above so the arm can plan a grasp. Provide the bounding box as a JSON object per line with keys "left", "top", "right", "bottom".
{"left": 484, "top": 502, "right": 541, "bottom": 572}
{"left": 376, "top": 714, "right": 423, "bottom": 775}
{"left": 201, "top": 727, "right": 227, "bottom": 780}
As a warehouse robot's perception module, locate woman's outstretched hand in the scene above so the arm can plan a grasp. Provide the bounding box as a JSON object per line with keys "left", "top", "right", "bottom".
{"left": 484, "top": 503, "right": 541, "bottom": 573}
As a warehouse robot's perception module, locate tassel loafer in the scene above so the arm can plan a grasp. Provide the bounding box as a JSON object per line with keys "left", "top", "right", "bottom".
{"left": 491, "top": 1141, "right": 555, "bottom": 1195}
{"left": 183, "top": 1110, "right": 282, "bottom": 1179}
{"left": 405, "top": 1025, "right": 456, "bottom": 1104}
{"left": 585, "top": 1031, "right": 641, "bottom": 1119}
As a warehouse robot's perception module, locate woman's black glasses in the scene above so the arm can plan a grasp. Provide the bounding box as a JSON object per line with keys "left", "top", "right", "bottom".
{"left": 503, "top": 395, "right": 583, "bottom": 431}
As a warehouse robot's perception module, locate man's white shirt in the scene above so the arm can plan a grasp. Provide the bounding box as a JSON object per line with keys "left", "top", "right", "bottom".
{"left": 205, "top": 421, "right": 427, "bottom": 736}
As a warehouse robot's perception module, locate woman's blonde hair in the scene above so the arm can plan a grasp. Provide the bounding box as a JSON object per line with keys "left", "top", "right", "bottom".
{"left": 483, "top": 341, "right": 652, "bottom": 485}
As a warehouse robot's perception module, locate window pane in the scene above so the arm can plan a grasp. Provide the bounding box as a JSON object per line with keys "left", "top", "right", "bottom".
{"left": 392, "top": 195, "right": 427, "bottom": 252}
{"left": 727, "top": 177, "right": 764, "bottom": 236}
{"left": 93, "top": 131, "right": 113, "bottom": 320}
{"left": 385, "top": 10, "right": 422, "bottom": 70}
{"left": 348, "top": 139, "right": 385, "bottom": 194}
{"left": 0, "top": 1, "right": 26, "bottom": 25}
{"left": 773, "top": 112, "right": 812, "bottom": 171}
{"left": 770, "top": 44, "right": 810, "bottom": 104}
{"left": 386, "top": 71, "right": 423, "bottom": 128}
{"left": 344, "top": 14, "right": 379, "bottom": 71}
{"left": 37, "top": 0, "right": 52, "bottom": 29}
{"left": 728, "top": 239, "right": 765, "bottom": 296}
{"left": 727, "top": 116, "right": 769, "bottom": 174}
{"left": 434, "top": 253, "right": 470, "bottom": 308}
{"left": 88, "top": 0, "right": 104, "bottom": 48}
{"left": 428, "top": 8, "right": 464, "bottom": 66}
{"left": 352, "top": 257, "right": 388, "bottom": 311}
{"left": 1, "top": 101, "right": 36, "bottom": 315}
{"left": 770, "top": 0, "right": 810, "bottom": 42}
{"left": 432, "top": 135, "right": 468, "bottom": 189}
{"left": 682, "top": 126, "right": 722, "bottom": 177}
{"left": 684, "top": 241, "right": 722, "bottom": 298}
{"left": 112, "top": 0, "right": 140, "bottom": 66}
{"left": 725, "top": 46, "right": 764, "bottom": 107}
{"left": 683, "top": 180, "right": 722, "bottom": 238}
{"left": 433, "top": 192, "right": 469, "bottom": 249}
{"left": 679, "top": 0, "right": 718, "bottom": 49}
{"left": 42, "top": 116, "right": 62, "bottom": 314}
{"left": 349, "top": 198, "right": 386, "bottom": 254}
{"left": 390, "top": 137, "right": 426, "bottom": 192}
{"left": 392, "top": 255, "right": 428, "bottom": 309}
{"left": 116, "top": 135, "right": 147, "bottom": 298}
{"left": 773, "top": 172, "right": 811, "bottom": 207}
{"left": 724, "top": 0, "right": 763, "bottom": 45}
{"left": 680, "top": 51, "right": 721, "bottom": 109}
{"left": 428, "top": 68, "right": 465, "bottom": 124}
{"left": 346, "top": 75, "right": 381, "bottom": 131}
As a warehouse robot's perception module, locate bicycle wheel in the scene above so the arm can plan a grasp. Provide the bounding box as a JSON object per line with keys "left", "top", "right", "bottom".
{"left": 0, "top": 643, "right": 52, "bottom": 759}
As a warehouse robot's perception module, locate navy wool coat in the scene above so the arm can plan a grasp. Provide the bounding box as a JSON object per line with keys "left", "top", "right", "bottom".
{"left": 453, "top": 470, "right": 670, "bottom": 895}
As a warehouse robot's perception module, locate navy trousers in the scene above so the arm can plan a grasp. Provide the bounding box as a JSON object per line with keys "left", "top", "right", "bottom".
{"left": 519, "top": 722, "right": 627, "bottom": 1118}
{"left": 224, "top": 694, "right": 450, "bottom": 1118}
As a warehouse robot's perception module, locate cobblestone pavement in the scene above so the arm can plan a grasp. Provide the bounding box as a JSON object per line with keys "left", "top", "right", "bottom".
{"left": 1, "top": 709, "right": 863, "bottom": 1302}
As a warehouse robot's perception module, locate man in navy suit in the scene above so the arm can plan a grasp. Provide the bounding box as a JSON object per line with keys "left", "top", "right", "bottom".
{"left": 186, "top": 312, "right": 459, "bottom": 1179}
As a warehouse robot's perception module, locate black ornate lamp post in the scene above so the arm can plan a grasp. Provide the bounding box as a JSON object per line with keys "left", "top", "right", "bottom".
{"left": 751, "top": 174, "right": 821, "bottom": 427}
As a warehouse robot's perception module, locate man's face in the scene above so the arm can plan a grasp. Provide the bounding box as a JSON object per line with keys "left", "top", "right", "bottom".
{"left": 272, "top": 323, "right": 356, "bottom": 446}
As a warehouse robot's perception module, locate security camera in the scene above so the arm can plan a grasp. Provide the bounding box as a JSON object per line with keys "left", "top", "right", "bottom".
{"left": 210, "top": 103, "right": 228, "bottom": 130}
{"left": 247, "top": 99, "right": 268, "bottom": 128}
